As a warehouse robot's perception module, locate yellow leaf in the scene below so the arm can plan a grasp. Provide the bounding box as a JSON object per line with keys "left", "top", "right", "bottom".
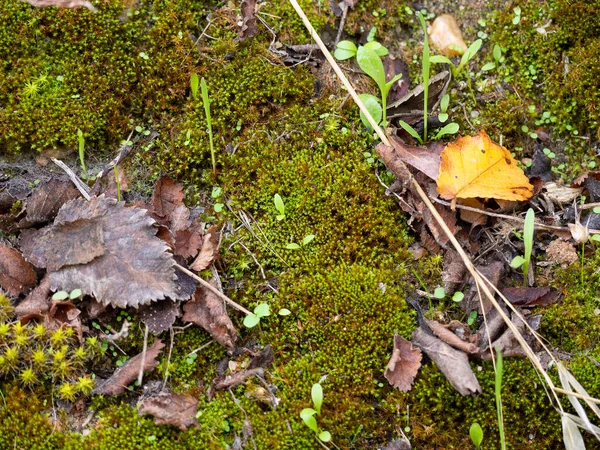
{"left": 436, "top": 131, "right": 533, "bottom": 201}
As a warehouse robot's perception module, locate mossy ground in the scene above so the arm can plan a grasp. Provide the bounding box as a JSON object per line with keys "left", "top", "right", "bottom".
{"left": 1, "top": 0, "right": 599, "bottom": 448}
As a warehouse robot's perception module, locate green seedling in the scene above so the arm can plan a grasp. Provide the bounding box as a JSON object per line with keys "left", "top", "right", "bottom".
{"left": 300, "top": 383, "right": 331, "bottom": 442}
{"left": 200, "top": 78, "right": 216, "bottom": 177}
{"left": 438, "top": 94, "right": 450, "bottom": 123}
{"left": 467, "top": 310, "right": 478, "bottom": 326}
{"left": 243, "top": 303, "right": 270, "bottom": 328}
{"left": 77, "top": 129, "right": 86, "bottom": 179}
{"left": 452, "top": 291, "right": 464, "bottom": 302}
{"left": 510, "top": 208, "right": 535, "bottom": 286}
{"left": 274, "top": 194, "right": 285, "bottom": 220}
{"left": 278, "top": 308, "right": 291, "bottom": 316}
{"left": 495, "top": 347, "right": 506, "bottom": 450}
{"left": 430, "top": 39, "right": 483, "bottom": 76}
{"left": 52, "top": 289, "right": 82, "bottom": 301}
{"left": 113, "top": 165, "right": 122, "bottom": 202}
{"left": 469, "top": 422, "right": 484, "bottom": 449}
{"left": 417, "top": 12, "right": 430, "bottom": 141}
{"left": 512, "top": 6, "right": 522, "bottom": 25}
{"left": 433, "top": 287, "right": 445, "bottom": 299}
{"left": 212, "top": 186, "right": 224, "bottom": 213}
{"left": 286, "top": 234, "right": 315, "bottom": 250}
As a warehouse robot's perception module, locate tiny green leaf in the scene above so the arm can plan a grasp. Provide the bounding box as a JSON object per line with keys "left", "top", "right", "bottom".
{"left": 590, "top": 234, "right": 600, "bottom": 242}
{"left": 429, "top": 55, "right": 454, "bottom": 65}
{"left": 286, "top": 243, "right": 301, "bottom": 250}
{"left": 278, "top": 308, "right": 291, "bottom": 316}
{"left": 440, "top": 94, "right": 450, "bottom": 113}
{"left": 334, "top": 48, "right": 357, "bottom": 60}
{"left": 467, "top": 310, "right": 478, "bottom": 326}
{"left": 493, "top": 44, "right": 502, "bottom": 61}
{"left": 398, "top": 120, "right": 423, "bottom": 144}
{"left": 469, "top": 423, "right": 484, "bottom": 449}
{"left": 358, "top": 93, "right": 382, "bottom": 129}
{"left": 594, "top": 207, "right": 600, "bottom": 214}
{"left": 438, "top": 113, "right": 448, "bottom": 123}
{"left": 356, "top": 46, "right": 386, "bottom": 94}
{"left": 274, "top": 193, "right": 285, "bottom": 215}
{"left": 434, "top": 122, "right": 460, "bottom": 139}
{"left": 481, "top": 62, "right": 496, "bottom": 71}
{"left": 510, "top": 255, "right": 525, "bottom": 269}
{"left": 254, "top": 303, "right": 270, "bottom": 318}
{"left": 311, "top": 383, "right": 323, "bottom": 414}
{"left": 302, "top": 234, "right": 315, "bottom": 246}
{"left": 211, "top": 186, "right": 222, "bottom": 198}
{"left": 52, "top": 291, "right": 69, "bottom": 301}
{"left": 433, "top": 287, "right": 446, "bottom": 299}
{"left": 300, "top": 409, "right": 319, "bottom": 433}
{"left": 318, "top": 431, "right": 332, "bottom": 442}
{"left": 452, "top": 292, "right": 464, "bottom": 302}
{"left": 69, "top": 289, "right": 82, "bottom": 299}
{"left": 336, "top": 40, "right": 357, "bottom": 52}
{"left": 243, "top": 314, "right": 260, "bottom": 328}
{"left": 214, "top": 203, "right": 224, "bottom": 213}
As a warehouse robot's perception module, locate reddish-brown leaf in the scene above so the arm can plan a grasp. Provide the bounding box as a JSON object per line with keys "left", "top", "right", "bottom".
{"left": 378, "top": 136, "right": 443, "bottom": 180}
{"left": 174, "top": 224, "right": 204, "bottom": 259}
{"left": 240, "top": 0, "right": 259, "bottom": 40}
{"left": 182, "top": 284, "right": 238, "bottom": 349}
{"left": 0, "top": 245, "right": 37, "bottom": 295}
{"left": 15, "top": 274, "right": 51, "bottom": 319}
{"left": 384, "top": 335, "right": 422, "bottom": 392}
{"left": 138, "top": 300, "right": 181, "bottom": 335}
{"left": 501, "top": 287, "right": 561, "bottom": 307}
{"left": 19, "top": 179, "right": 80, "bottom": 227}
{"left": 92, "top": 339, "right": 165, "bottom": 395}
{"left": 138, "top": 392, "right": 199, "bottom": 431}
{"left": 151, "top": 176, "right": 185, "bottom": 222}
{"left": 425, "top": 319, "right": 479, "bottom": 354}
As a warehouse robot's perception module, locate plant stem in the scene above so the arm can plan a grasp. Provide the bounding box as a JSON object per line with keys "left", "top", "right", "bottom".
{"left": 200, "top": 78, "right": 216, "bottom": 177}
{"left": 418, "top": 12, "right": 430, "bottom": 142}
{"left": 495, "top": 347, "right": 506, "bottom": 450}
{"left": 581, "top": 243, "right": 585, "bottom": 286}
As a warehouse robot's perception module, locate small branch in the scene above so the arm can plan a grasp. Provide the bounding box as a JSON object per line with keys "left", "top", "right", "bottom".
{"left": 174, "top": 263, "right": 252, "bottom": 315}
{"left": 334, "top": 3, "right": 348, "bottom": 46}
{"left": 137, "top": 324, "right": 149, "bottom": 386}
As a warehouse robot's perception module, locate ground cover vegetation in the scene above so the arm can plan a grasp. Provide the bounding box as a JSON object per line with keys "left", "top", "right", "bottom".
{"left": 0, "top": 0, "right": 600, "bottom": 448}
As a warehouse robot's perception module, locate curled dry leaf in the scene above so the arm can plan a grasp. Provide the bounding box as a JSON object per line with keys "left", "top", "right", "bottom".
{"left": 239, "top": 0, "right": 259, "bottom": 40}
{"left": 138, "top": 392, "right": 199, "bottom": 431}
{"left": 377, "top": 136, "right": 442, "bottom": 181}
{"left": 92, "top": 339, "right": 165, "bottom": 395}
{"left": 384, "top": 57, "right": 410, "bottom": 103}
{"left": 387, "top": 71, "right": 450, "bottom": 123}
{"left": 18, "top": 179, "right": 80, "bottom": 227}
{"left": 425, "top": 319, "right": 479, "bottom": 354}
{"left": 0, "top": 245, "right": 37, "bottom": 296}
{"left": 20, "top": 196, "right": 186, "bottom": 308}
{"left": 412, "top": 326, "right": 481, "bottom": 396}
{"left": 15, "top": 274, "right": 51, "bottom": 319}
{"left": 151, "top": 176, "right": 185, "bottom": 224}
{"left": 384, "top": 334, "right": 422, "bottom": 392}
{"left": 501, "top": 287, "right": 561, "bottom": 307}
{"left": 436, "top": 131, "right": 533, "bottom": 202}
{"left": 190, "top": 226, "right": 220, "bottom": 271}
{"left": 182, "top": 284, "right": 238, "bottom": 349}
{"left": 213, "top": 367, "right": 264, "bottom": 390}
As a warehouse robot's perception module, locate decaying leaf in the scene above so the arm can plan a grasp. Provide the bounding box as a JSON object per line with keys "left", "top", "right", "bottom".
{"left": 501, "top": 287, "right": 561, "bottom": 307}
{"left": 190, "top": 226, "right": 220, "bottom": 271}
{"left": 0, "top": 245, "right": 37, "bottom": 295}
{"left": 377, "top": 136, "right": 442, "bottom": 181}
{"left": 546, "top": 239, "right": 578, "bottom": 268}
{"left": 412, "top": 326, "right": 481, "bottom": 396}
{"left": 15, "top": 274, "right": 51, "bottom": 319}
{"left": 384, "top": 57, "right": 410, "bottom": 103}
{"left": 441, "top": 249, "right": 466, "bottom": 293}
{"left": 138, "top": 392, "right": 199, "bottom": 430}
{"left": 425, "top": 319, "right": 479, "bottom": 354}
{"left": 174, "top": 224, "right": 204, "bottom": 259}
{"left": 47, "top": 299, "right": 83, "bottom": 342}
{"left": 387, "top": 71, "right": 450, "bottom": 123}
{"left": 384, "top": 334, "right": 422, "bottom": 392}
{"left": 213, "top": 367, "right": 264, "bottom": 390}
{"left": 21, "top": 195, "right": 186, "bottom": 308}
{"left": 240, "top": 0, "right": 259, "bottom": 40}
{"left": 182, "top": 284, "right": 238, "bottom": 349}
{"left": 19, "top": 179, "right": 80, "bottom": 227}
{"left": 138, "top": 300, "right": 181, "bottom": 335}
{"left": 151, "top": 176, "right": 185, "bottom": 223}
{"left": 436, "top": 131, "right": 533, "bottom": 202}
{"left": 93, "top": 339, "right": 165, "bottom": 395}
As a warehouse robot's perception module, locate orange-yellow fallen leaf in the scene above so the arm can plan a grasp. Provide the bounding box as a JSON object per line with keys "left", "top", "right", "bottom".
{"left": 436, "top": 131, "right": 533, "bottom": 201}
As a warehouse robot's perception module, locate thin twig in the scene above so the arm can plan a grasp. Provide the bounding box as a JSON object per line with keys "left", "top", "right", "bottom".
{"left": 50, "top": 158, "right": 91, "bottom": 200}
{"left": 162, "top": 326, "right": 175, "bottom": 390}
{"left": 187, "top": 340, "right": 213, "bottom": 357}
{"left": 138, "top": 324, "right": 149, "bottom": 386}
{"left": 174, "top": 263, "right": 252, "bottom": 315}
{"left": 334, "top": 3, "right": 348, "bottom": 46}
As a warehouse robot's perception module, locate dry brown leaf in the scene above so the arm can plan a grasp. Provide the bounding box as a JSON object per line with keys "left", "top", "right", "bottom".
{"left": 384, "top": 57, "right": 409, "bottom": 103}
{"left": 213, "top": 367, "right": 264, "bottom": 390}
{"left": 19, "top": 179, "right": 79, "bottom": 227}
{"left": 151, "top": 176, "right": 185, "bottom": 223}
{"left": 377, "top": 136, "right": 442, "bottom": 180}
{"left": 174, "top": 225, "right": 204, "bottom": 259}
{"left": 384, "top": 335, "right": 422, "bottom": 392}
{"left": 463, "top": 261, "right": 504, "bottom": 314}
{"left": 501, "top": 287, "right": 561, "bottom": 307}
{"left": 0, "top": 245, "right": 37, "bottom": 295}
{"left": 412, "top": 326, "right": 481, "bottom": 396}
{"left": 92, "top": 339, "right": 165, "bottom": 395}
{"left": 182, "top": 283, "right": 238, "bottom": 349}
{"left": 190, "top": 226, "right": 220, "bottom": 271}
{"left": 240, "top": 0, "right": 259, "bottom": 40}
{"left": 15, "top": 274, "right": 51, "bottom": 319}
{"left": 138, "top": 300, "right": 181, "bottom": 335}
{"left": 457, "top": 198, "right": 488, "bottom": 227}
{"left": 47, "top": 300, "right": 83, "bottom": 342}
{"left": 138, "top": 392, "right": 199, "bottom": 430}
{"left": 26, "top": 196, "right": 186, "bottom": 308}
{"left": 425, "top": 319, "right": 479, "bottom": 354}
{"left": 441, "top": 248, "right": 466, "bottom": 293}
{"left": 436, "top": 131, "right": 533, "bottom": 202}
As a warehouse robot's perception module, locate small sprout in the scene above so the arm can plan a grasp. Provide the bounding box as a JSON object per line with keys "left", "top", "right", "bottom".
{"left": 186, "top": 352, "right": 198, "bottom": 365}
{"left": 470, "top": 422, "right": 484, "bottom": 449}
{"left": 278, "top": 308, "right": 291, "bottom": 316}
{"left": 69, "top": 289, "right": 82, "bottom": 300}
{"left": 301, "top": 383, "right": 332, "bottom": 442}
{"left": 274, "top": 194, "right": 286, "bottom": 220}
{"left": 190, "top": 73, "right": 199, "bottom": 100}
{"left": 512, "top": 6, "right": 521, "bottom": 25}
{"left": 243, "top": 303, "right": 270, "bottom": 328}
{"left": 214, "top": 203, "right": 224, "bottom": 213}
{"left": 58, "top": 382, "right": 78, "bottom": 402}
{"left": 334, "top": 40, "right": 358, "bottom": 60}
{"left": 438, "top": 94, "right": 450, "bottom": 123}
{"left": 433, "top": 287, "right": 445, "bottom": 299}
{"left": 312, "top": 383, "right": 323, "bottom": 414}
{"left": 52, "top": 291, "right": 69, "bottom": 301}
{"left": 510, "top": 255, "right": 525, "bottom": 269}
{"left": 452, "top": 292, "right": 464, "bottom": 302}
{"left": 302, "top": 235, "right": 315, "bottom": 246}
{"left": 467, "top": 311, "right": 478, "bottom": 325}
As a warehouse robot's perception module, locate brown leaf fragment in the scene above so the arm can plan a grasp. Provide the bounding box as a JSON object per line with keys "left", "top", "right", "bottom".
{"left": 214, "top": 367, "right": 264, "bottom": 390}
{"left": 138, "top": 300, "right": 181, "bottom": 335}
{"left": 138, "top": 392, "right": 199, "bottom": 431}
{"left": 19, "top": 0, "right": 98, "bottom": 12}
{"left": 383, "top": 136, "right": 442, "bottom": 180}
{"left": 457, "top": 198, "right": 488, "bottom": 227}
{"left": 425, "top": 320, "right": 479, "bottom": 354}
{"left": 182, "top": 284, "right": 238, "bottom": 349}
{"left": 478, "top": 313, "right": 529, "bottom": 360}
{"left": 151, "top": 176, "right": 185, "bottom": 222}
{"left": 387, "top": 71, "right": 450, "bottom": 123}
{"left": 412, "top": 326, "right": 482, "bottom": 396}
{"left": 174, "top": 225, "right": 204, "bottom": 259}
{"left": 20, "top": 220, "right": 105, "bottom": 271}
{"left": 501, "top": 287, "right": 561, "bottom": 307}
{"left": 92, "top": 339, "right": 165, "bottom": 395}
{"left": 384, "top": 57, "right": 409, "bottom": 103}
{"left": 247, "top": 344, "right": 274, "bottom": 370}
{"left": 463, "top": 261, "right": 504, "bottom": 314}
{"left": 420, "top": 201, "right": 458, "bottom": 249}
{"left": 0, "top": 245, "right": 37, "bottom": 295}
{"left": 19, "top": 180, "right": 80, "bottom": 227}
{"left": 441, "top": 248, "right": 466, "bottom": 293}
{"left": 239, "top": 0, "right": 259, "bottom": 40}
{"left": 44, "top": 196, "right": 184, "bottom": 308}
{"left": 190, "top": 226, "right": 220, "bottom": 271}
{"left": 15, "top": 274, "right": 51, "bottom": 319}
{"left": 475, "top": 305, "right": 508, "bottom": 351}
{"left": 47, "top": 300, "right": 83, "bottom": 342}
{"left": 384, "top": 335, "right": 422, "bottom": 392}
{"left": 170, "top": 205, "right": 192, "bottom": 233}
